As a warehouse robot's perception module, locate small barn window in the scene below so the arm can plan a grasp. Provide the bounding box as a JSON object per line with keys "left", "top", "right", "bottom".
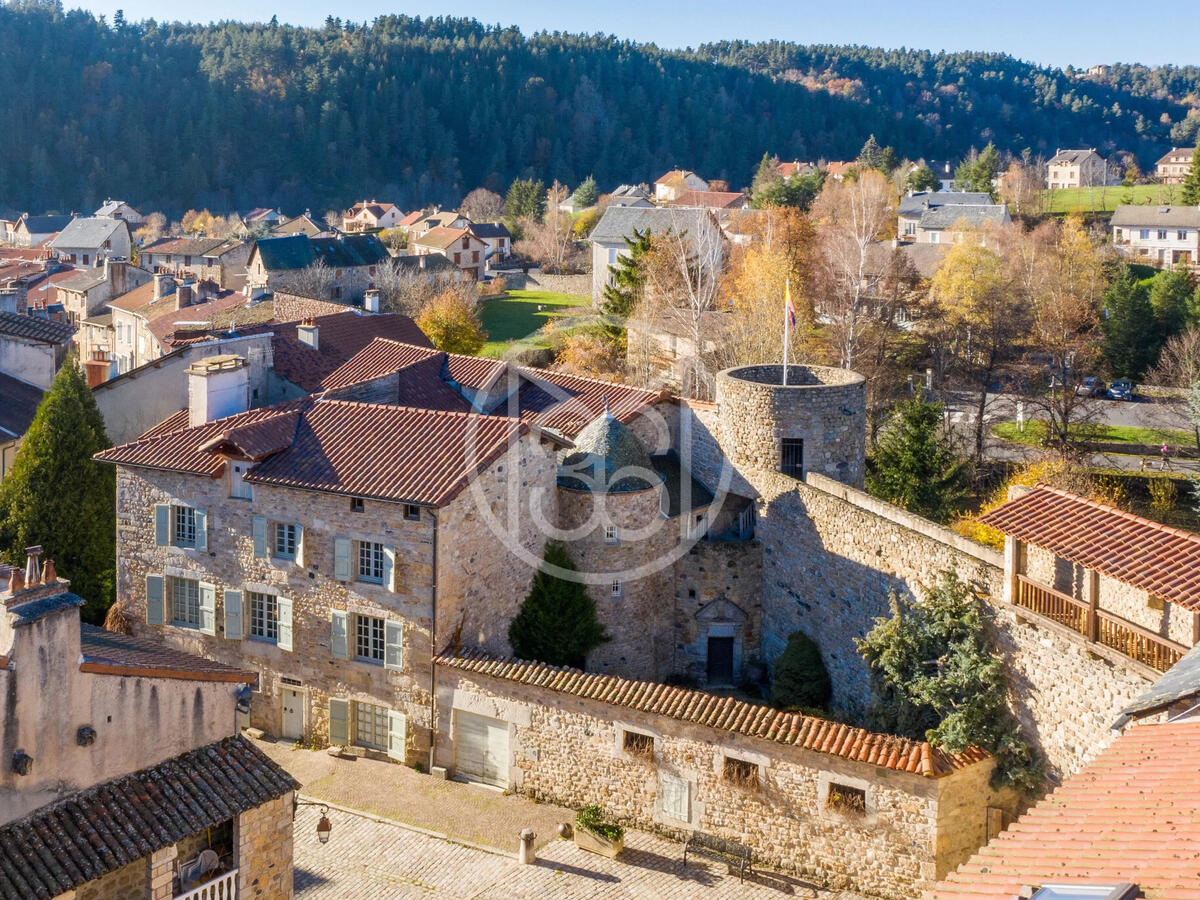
{"left": 826, "top": 782, "right": 867, "bottom": 816}
{"left": 722, "top": 756, "right": 759, "bottom": 791}
{"left": 623, "top": 730, "right": 654, "bottom": 760}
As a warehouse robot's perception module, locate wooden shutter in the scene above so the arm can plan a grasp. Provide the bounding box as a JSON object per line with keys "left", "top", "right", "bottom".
{"left": 295, "top": 524, "right": 305, "bottom": 567}
{"left": 328, "top": 698, "right": 349, "bottom": 747}
{"left": 384, "top": 620, "right": 403, "bottom": 671}
{"left": 383, "top": 546, "right": 396, "bottom": 592}
{"left": 146, "top": 574, "right": 165, "bottom": 624}
{"left": 154, "top": 504, "right": 169, "bottom": 546}
{"left": 224, "top": 589, "right": 243, "bottom": 640}
{"left": 330, "top": 610, "right": 348, "bottom": 659}
{"left": 661, "top": 774, "right": 690, "bottom": 822}
{"left": 276, "top": 596, "right": 293, "bottom": 651}
{"left": 387, "top": 710, "right": 406, "bottom": 762}
{"left": 333, "top": 537, "right": 351, "bottom": 581}
{"left": 198, "top": 581, "right": 216, "bottom": 635}
{"left": 252, "top": 516, "right": 267, "bottom": 558}
{"left": 195, "top": 508, "right": 208, "bottom": 552}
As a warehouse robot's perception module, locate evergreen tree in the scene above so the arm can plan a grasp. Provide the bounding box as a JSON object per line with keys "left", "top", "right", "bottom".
{"left": 752, "top": 171, "right": 823, "bottom": 210}
{"left": 953, "top": 143, "right": 1002, "bottom": 196}
{"left": 750, "top": 152, "right": 781, "bottom": 198}
{"left": 771, "top": 631, "right": 832, "bottom": 711}
{"left": 906, "top": 165, "right": 940, "bottom": 192}
{"left": 866, "top": 395, "right": 967, "bottom": 524}
{"left": 857, "top": 571, "right": 1041, "bottom": 792}
{"left": 572, "top": 174, "right": 599, "bottom": 208}
{"left": 505, "top": 178, "right": 546, "bottom": 224}
{"left": 1181, "top": 144, "right": 1200, "bottom": 206}
{"left": 1101, "top": 264, "right": 1159, "bottom": 379}
{"left": 857, "top": 134, "right": 884, "bottom": 170}
{"left": 508, "top": 542, "right": 608, "bottom": 669}
{"left": 0, "top": 355, "right": 114, "bottom": 623}
{"left": 600, "top": 228, "right": 652, "bottom": 320}
{"left": 1150, "top": 265, "right": 1196, "bottom": 339}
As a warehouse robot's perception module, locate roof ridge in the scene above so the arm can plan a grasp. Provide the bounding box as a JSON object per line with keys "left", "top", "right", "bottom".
{"left": 1035, "top": 483, "right": 1200, "bottom": 547}
{"left": 313, "top": 396, "right": 524, "bottom": 426}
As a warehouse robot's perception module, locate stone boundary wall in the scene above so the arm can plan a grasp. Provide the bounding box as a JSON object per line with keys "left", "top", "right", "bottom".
{"left": 498, "top": 270, "right": 592, "bottom": 296}
{"left": 435, "top": 666, "right": 1012, "bottom": 899}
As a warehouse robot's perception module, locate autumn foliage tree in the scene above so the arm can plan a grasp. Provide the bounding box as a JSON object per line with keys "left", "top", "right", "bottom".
{"left": 416, "top": 289, "right": 488, "bottom": 355}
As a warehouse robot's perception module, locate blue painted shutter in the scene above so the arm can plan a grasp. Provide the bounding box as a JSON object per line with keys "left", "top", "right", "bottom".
{"left": 276, "top": 596, "right": 293, "bottom": 651}
{"left": 195, "top": 508, "right": 208, "bottom": 552}
{"left": 252, "top": 516, "right": 267, "bottom": 558}
{"left": 198, "top": 582, "right": 216, "bottom": 635}
{"left": 330, "top": 610, "right": 348, "bottom": 659}
{"left": 154, "top": 505, "right": 169, "bottom": 546}
{"left": 224, "top": 589, "right": 243, "bottom": 640}
{"left": 334, "top": 538, "right": 351, "bottom": 581}
{"left": 328, "top": 698, "right": 349, "bottom": 747}
{"left": 146, "top": 574, "right": 165, "bottom": 624}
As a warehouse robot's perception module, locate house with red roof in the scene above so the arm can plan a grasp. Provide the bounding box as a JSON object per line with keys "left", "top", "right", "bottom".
{"left": 342, "top": 199, "right": 402, "bottom": 232}
{"left": 410, "top": 225, "right": 488, "bottom": 279}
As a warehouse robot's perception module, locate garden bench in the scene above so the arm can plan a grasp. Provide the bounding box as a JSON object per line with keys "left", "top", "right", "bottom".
{"left": 682, "top": 831, "right": 753, "bottom": 882}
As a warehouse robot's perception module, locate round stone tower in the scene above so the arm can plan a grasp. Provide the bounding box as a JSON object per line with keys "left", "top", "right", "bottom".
{"left": 715, "top": 364, "right": 866, "bottom": 488}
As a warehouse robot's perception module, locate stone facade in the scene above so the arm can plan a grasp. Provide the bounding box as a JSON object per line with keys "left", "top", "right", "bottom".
{"left": 434, "top": 666, "right": 1015, "bottom": 899}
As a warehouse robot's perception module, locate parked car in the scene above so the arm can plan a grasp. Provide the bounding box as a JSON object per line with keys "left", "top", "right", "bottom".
{"left": 1107, "top": 379, "right": 1134, "bottom": 401}
{"left": 1075, "top": 377, "right": 1105, "bottom": 397}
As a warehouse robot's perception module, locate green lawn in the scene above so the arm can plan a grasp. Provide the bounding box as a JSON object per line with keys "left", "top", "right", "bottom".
{"left": 1041, "top": 184, "right": 1175, "bottom": 215}
{"left": 993, "top": 420, "right": 1195, "bottom": 448}
{"left": 477, "top": 289, "right": 590, "bottom": 357}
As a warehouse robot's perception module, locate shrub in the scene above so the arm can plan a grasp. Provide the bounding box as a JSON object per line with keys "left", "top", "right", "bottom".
{"left": 415, "top": 289, "right": 488, "bottom": 355}
{"left": 576, "top": 804, "right": 624, "bottom": 842}
{"left": 771, "top": 631, "right": 832, "bottom": 711}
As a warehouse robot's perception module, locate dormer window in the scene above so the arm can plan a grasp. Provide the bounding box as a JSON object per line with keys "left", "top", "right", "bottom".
{"left": 229, "top": 461, "right": 252, "bottom": 499}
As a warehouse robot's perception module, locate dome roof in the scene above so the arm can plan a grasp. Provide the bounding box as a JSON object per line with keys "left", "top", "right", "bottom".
{"left": 558, "top": 412, "right": 659, "bottom": 493}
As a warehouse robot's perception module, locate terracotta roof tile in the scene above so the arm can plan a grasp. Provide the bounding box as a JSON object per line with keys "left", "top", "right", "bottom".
{"left": 269, "top": 312, "right": 431, "bottom": 391}
{"left": 0, "top": 311, "right": 74, "bottom": 344}
{"left": 437, "top": 649, "right": 988, "bottom": 776}
{"left": 979, "top": 486, "right": 1200, "bottom": 611}
{"left": 928, "top": 720, "right": 1200, "bottom": 900}
{"left": 79, "top": 624, "right": 254, "bottom": 683}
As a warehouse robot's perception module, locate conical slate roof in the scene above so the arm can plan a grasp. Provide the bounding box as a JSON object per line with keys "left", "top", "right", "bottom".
{"left": 558, "top": 411, "right": 659, "bottom": 493}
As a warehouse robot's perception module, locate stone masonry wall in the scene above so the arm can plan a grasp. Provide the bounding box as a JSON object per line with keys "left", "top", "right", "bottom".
{"left": 237, "top": 792, "right": 294, "bottom": 900}
{"left": 435, "top": 668, "right": 1007, "bottom": 899}
{"left": 673, "top": 538, "right": 763, "bottom": 685}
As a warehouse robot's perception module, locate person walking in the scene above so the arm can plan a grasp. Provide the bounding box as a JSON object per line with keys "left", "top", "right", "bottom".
{"left": 1161, "top": 444, "right": 1172, "bottom": 470}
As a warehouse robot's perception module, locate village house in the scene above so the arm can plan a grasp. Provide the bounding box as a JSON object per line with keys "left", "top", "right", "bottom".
{"left": 245, "top": 233, "right": 390, "bottom": 302}
{"left": 0, "top": 253, "right": 74, "bottom": 313}
{"left": 139, "top": 236, "right": 224, "bottom": 277}
{"left": 1111, "top": 204, "right": 1200, "bottom": 267}
{"left": 0, "top": 548, "right": 297, "bottom": 900}
{"left": 469, "top": 222, "right": 513, "bottom": 264}
{"left": 774, "top": 159, "right": 817, "bottom": 178}
{"left": 55, "top": 255, "right": 150, "bottom": 330}
{"left": 824, "top": 161, "right": 855, "bottom": 181}
{"left": 0, "top": 309, "right": 74, "bottom": 391}
{"left": 912, "top": 201, "right": 1010, "bottom": 244}
{"left": 406, "top": 209, "right": 470, "bottom": 239}
{"left": 897, "top": 191, "right": 995, "bottom": 241}
{"left": 653, "top": 169, "right": 709, "bottom": 202}
{"left": 93, "top": 198, "right": 144, "bottom": 225}
{"left": 589, "top": 206, "right": 724, "bottom": 303}
{"left": 10, "top": 214, "right": 73, "bottom": 248}
{"left": 342, "top": 200, "right": 403, "bottom": 232}
{"left": 48, "top": 216, "right": 132, "bottom": 267}
{"left": 271, "top": 212, "right": 328, "bottom": 238}
{"left": 1045, "top": 148, "right": 1107, "bottom": 189}
{"left": 241, "top": 207, "right": 287, "bottom": 230}
{"left": 409, "top": 226, "right": 488, "bottom": 279}
{"left": 606, "top": 184, "right": 653, "bottom": 208}
{"left": 661, "top": 189, "right": 747, "bottom": 211}
{"left": 1156, "top": 146, "right": 1195, "bottom": 184}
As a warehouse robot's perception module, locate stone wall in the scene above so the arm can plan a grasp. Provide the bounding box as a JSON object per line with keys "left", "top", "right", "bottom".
{"left": 501, "top": 270, "right": 592, "bottom": 296}
{"left": 237, "top": 792, "right": 295, "bottom": 900}
{"left": 72, "top": 857, "right": 144, "bottom": 900}
{"left": 435, "top": 666, "right": 1012, "bottom": 899}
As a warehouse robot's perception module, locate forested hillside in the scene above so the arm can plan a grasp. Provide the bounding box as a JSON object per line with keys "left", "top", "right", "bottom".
{"left": 1, "top": 0, "right": 1196, "bottom": 215}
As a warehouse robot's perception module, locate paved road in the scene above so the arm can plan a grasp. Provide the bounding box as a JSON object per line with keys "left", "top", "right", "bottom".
{"left": 292, "top": 802, "right": 845, "bottom": 899}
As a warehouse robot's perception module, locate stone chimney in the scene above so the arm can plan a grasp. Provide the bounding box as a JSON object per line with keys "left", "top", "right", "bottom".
{"left": 105, "top": 256, "right": 128, "bottom": 297}
{"left": 83, "top": 350, "right": 110, "bottom": 389}
{"left": 363, "top": 289, "right": 380, "bottom": 314}
{"left": 297, "top": 317, "right": 319, "bottom": 351}
{"left": 1, "top": 547, "right": 67, "bottom": 610}
{"left": 175, "top": 282, "right": 195, "bottom": 310}
{"left": 187, "top": 354, "right": 249, "bottom": 427}
{"left": 152, "top": 272, "right": 175, "bottom": 302}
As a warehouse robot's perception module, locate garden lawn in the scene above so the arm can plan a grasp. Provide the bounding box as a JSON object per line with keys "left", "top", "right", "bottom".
{"left": 477, "top": 289, "right": 589, "bottom": 357}
{"left": 993, "top": 420, "right": 1195, "bottom": 449}
{"left": 1041, "top": 184, "right": 1174, "bottom": 215}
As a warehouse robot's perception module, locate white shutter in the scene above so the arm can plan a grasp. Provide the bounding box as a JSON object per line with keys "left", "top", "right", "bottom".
{"left": 223, "top": 589, "right": 243, "bottom": 640}
{"left": 295, "top": 524, "right": 305, "bottom": 567}
{"left": 333, "top": 537, "right": 351, "bottom": 581}
{"left": 195, "top": 508, "right": 208, "bottom": 552}
{"left": 252, "top": 516, "right": 267, "bottom": 558}
{"left": 330, "top": 610, "right": 348, "bottom": 659}
{"left": 383, "top": 546, "right": 396, "bottom": 592}
{"left": 384, "top": 620, "right": 403, "bottom": 671}
{"left": 146, "top": 574, "right": 165, "bottom": 624}
{"left": 154, "top": 504, "right": 169, "bottom": 546}
{"left": 661, "top": 773, "right": 690, "bottom": 822}
{"left": 198, "top": 582, "right": 216, "bottom": 635}
{"left": 328, "top": 698, "right": 349, "bottom": 747}
{"left": 276, "top": 596, "right": 293, "bottom": 651}
{"left": 387, "top": 710, "right": 406, "bottom": 762}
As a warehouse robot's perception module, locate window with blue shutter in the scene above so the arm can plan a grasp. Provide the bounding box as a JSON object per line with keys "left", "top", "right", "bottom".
{"left": 276, "top": 596, "right": 293, "bottom": 651}
{"left": 330, "top": 610, "right": 348, "bottom": 659}
{"left": 223, "top": 589, "right": 243, "bottom": 640}
{"left": 146, "top": 574, "right": 165, "bottom": 624}
{"left": 194, "top": 508, "right": 208, "bottom": 552}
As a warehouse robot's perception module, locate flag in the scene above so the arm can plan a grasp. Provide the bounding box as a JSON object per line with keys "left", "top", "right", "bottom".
{"left": 785, "top": 280, "right": 796, "bottom": 330}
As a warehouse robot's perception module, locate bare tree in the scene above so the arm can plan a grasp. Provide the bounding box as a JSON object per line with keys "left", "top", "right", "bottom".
{"left": 460, "top": 188, "right": 504, "bottom": 223}
{"left": 1150, "top": 328, "right": 1200, "bottom": 450}
{"left": 281, "top": 258, "right": 335, "bottom": 300}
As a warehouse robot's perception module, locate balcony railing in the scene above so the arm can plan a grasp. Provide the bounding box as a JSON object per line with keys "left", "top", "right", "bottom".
{"left": 175, "top": 869, "right": 237, "bottom": 900}
{"left": 1013, "top": 575, "right": 1188, "bottom": 673}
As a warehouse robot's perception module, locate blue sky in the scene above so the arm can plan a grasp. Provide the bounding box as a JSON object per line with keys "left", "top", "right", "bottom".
{"left": 74, "top": 0, "right": 1194, "bottom": 69}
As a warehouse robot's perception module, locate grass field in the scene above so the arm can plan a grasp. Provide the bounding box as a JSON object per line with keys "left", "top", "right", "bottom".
{"left": 1041, "top": 184, "right": 1176, "bottom": 215}
{"left": 477, "top": 289, "right": 590, "bottom": 357}
{"left": 992, "top": 420, "right": 1195, "bottom": 448}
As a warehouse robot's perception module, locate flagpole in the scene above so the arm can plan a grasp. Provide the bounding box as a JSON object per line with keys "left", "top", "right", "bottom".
{"left": 782, "top": 277, "right": 790, "bottom": 386}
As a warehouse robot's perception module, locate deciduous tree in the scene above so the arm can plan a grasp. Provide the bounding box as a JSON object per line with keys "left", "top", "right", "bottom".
{"left": 460, "top": 187, "right": 504, "bottom": 222}
{"left": 416, "top": 289, "right": 487, "bottom": 355}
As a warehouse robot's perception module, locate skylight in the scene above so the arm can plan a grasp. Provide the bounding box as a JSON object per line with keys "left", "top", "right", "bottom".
{"left": 1032, "top": 884, "right": 1139, "bottom": 900}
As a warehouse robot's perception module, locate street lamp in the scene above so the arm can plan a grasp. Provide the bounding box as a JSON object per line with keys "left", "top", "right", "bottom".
{"left": 294, "top": 798, "right": 334, "bottom": 843}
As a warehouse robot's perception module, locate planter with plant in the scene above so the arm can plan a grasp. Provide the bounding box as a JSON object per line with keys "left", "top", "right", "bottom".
{"left": 573, "top": 804, "right": 624, "bottom": 858}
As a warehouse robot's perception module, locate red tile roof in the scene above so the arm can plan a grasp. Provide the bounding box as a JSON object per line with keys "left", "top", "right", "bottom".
{"left": 665, "top": 190, "right": 747, "bottom": 210}
{"left": 146, "top": 290, "right": 256, "bottom": 343}
{"left": 438, "top": 649, "right": 989, "bottom": 776}
{"left": 413, "top": 225, "right": 477, "bottom": 250}
{"left": 930, "top": 720, "right": 1200, "bottom": 900}
{"left": 979, "top": 486, "right": 1200, "bottom": 612}
{"left": 514, "top": 367, "right": 666, "bottom": 437}
{"left": 270, "top": 312, "right": 432, "bottom": 391}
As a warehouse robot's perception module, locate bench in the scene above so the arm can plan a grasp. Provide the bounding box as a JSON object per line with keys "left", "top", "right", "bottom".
{"left": 682, "top": 831, "right": 753, "bottom": 882}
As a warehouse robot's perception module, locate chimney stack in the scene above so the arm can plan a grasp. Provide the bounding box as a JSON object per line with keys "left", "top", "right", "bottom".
{"left": 297, "top": 318, "right": 319, "bottom": 351}
{"left": 187, "top": 354, "right": 250, "bottom": 427}
{"left": 2, "top": 547, "right": 69, "bottom": 609}
{"left": 363, "top": 289, "right": 380, "bottom": 314}
{"left": 23, "top": 546, "right": 41, "bottom": 586}
{"left": 105, "top": 256, "right": 128, "bottom": 297}
{"left": 153, "top": 272, "right": 175, "bottom": 302}
{"left": 83, "top": 350, "right": 111, "bottom": 389}
{"left": 176, "top": 282, "right": 195, "bottom": 310}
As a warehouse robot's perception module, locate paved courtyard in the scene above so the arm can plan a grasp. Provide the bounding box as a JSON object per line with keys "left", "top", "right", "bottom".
{"left": 293, "top": 802, "right": 833, "bottom": 899}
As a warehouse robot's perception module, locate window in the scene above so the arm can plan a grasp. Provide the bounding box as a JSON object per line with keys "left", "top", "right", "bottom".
{"left": 368, "top": 265, "right": 376, "bottom": 276}
{"left": 229, "top": 461, "right": 252, "bottom": 499}
{"left": 171, "top": 577, "right": 200, "bottom": 627}
{"left": 826, "top": 782, "right": 867, "bottom": 816}
{"left": 1031, "top": 885, "right": 1140, "bottom": 900}
{"left": 332, "top": 286, "right": 343, "bottom": 300}
{"left": 472, "top": 251, "right": 479, "bottom": 263}
{"left": 248, "top": 591, "right": 277, "bottom": 641}
{"left": 1140, "top": 229, "right": 1151, "bottom": 240}
{"left": 722, "top": 756, "right": 759, "bottom": 790}
{"left": 454, "top": 252, "right": 461, "bottom": 264}
{"left": 1158, "top": 230, "right": 1169, "bottom": 240}
{"left": 184, "top": 255, "right": 192, "bottom": 266}
{"left": 928, "top": 232, "right": 939, "bottom": 244}
{"left": 335, "top": 268, "right": 343, "bottom": 279}
{"left": 623, "top": 730, "right": 654, "bottom": 759}
{"left": 357, "top": 541, "right": 384, "bottom": 583}
{"left": 660, "top": 772, "right": 690, "bottom": 821}
{"left": 354, "top": 700, "right": 388, "bottom": 750}
{"left": 355, "top": 614, "right": 385, "bottom": 662}
{"left": 1180, "top": 230, "right": 1190, "bottom": 240}
{"left": 604, "top": 525, "right": 619, "bottom": 544}
{"left": 174, "top": 505, "right": 198, "bottom": 547}
{"left": 461, "top": 236, "right": 469, "bottom": 249}
{"left": 82, "top": 254, "right": 89, "bottom": 266}
{"left": 780, "top": 438, "right": 804, "bottom": 479}
{"left": 274, "top": 523, "right": 297, "bottom": 558}
{"left": 404, "top": 504, "right": 421, "bottom": 521}
{"left": 608, "top": 248, "right": 619, "bottom": 265}
{"left": 903, "top": 221, "right": 915, "bottom": 236}
{"left": 351, "top": 497, "right": 365, "bottom": 513}
{"left": 611, "top": 579, "right": 622, "bottom": 598}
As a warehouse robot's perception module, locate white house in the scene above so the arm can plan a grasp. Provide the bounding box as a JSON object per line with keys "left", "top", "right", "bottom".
{"left": 93, "top": 199, "right": 144, "bottom": 225}
{"left": 1111, "top": 205, "right": 1200, "bottom": 268}
{"left": 1046, "top": 149, "right": 1107, "bottom": 189}
{"left": 48, "top": 217, "right": 131, "bottom": 268}
{"left": 654, "top": 170, "right": 709, "bottom": 203}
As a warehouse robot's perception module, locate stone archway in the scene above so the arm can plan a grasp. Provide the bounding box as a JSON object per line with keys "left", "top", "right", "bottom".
{"left": 694, "top": 598, "right": 749, "bottom": 687}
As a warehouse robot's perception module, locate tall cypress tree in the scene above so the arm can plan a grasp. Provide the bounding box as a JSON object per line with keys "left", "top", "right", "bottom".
{"left": 0, "top": 355, "right": 115, "bottom": 623}
{"left": 600, "top": 227, "right": 652, "bottom": 320}
{"left": 508, "top": 542, "right": 608, "bottom": 669}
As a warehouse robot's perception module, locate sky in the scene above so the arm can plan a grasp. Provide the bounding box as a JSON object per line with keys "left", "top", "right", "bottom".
{"left": 72, "top": 0, "right": 1195, "bottom": 70}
